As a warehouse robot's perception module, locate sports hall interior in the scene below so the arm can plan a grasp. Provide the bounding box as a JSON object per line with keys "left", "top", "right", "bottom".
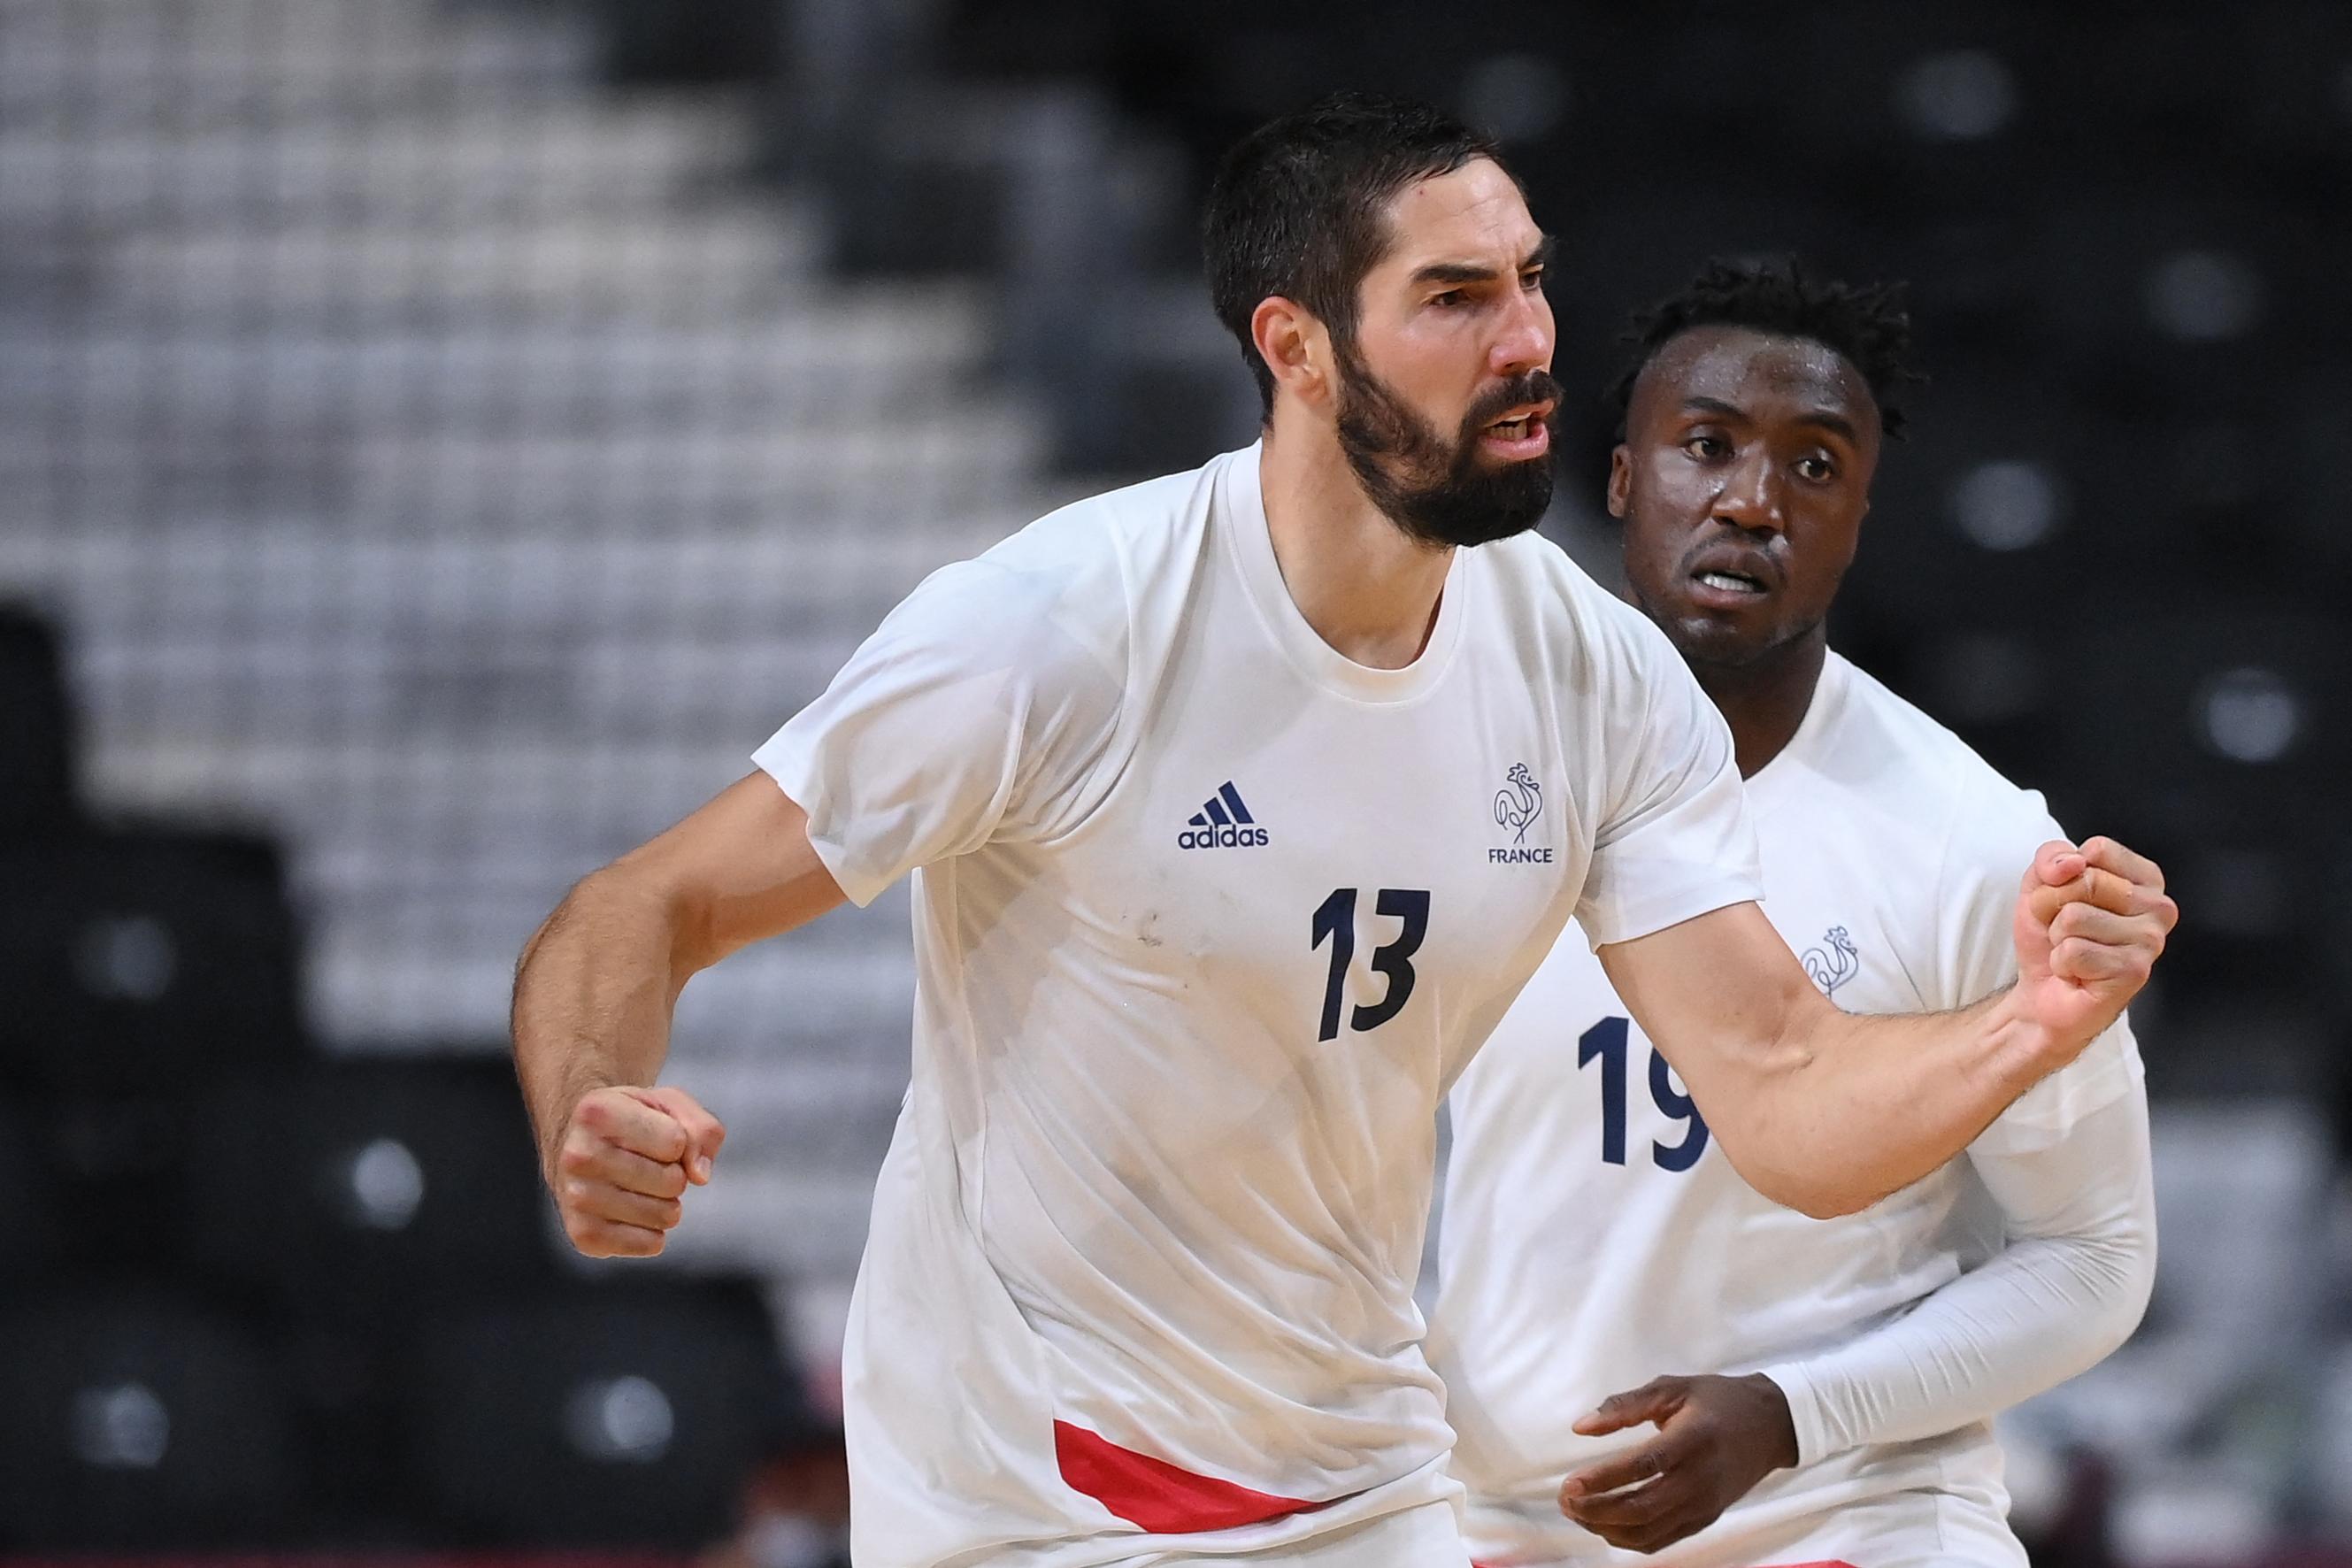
{"left": 0, "top": 1, "right": 2346, "bottom": 1562}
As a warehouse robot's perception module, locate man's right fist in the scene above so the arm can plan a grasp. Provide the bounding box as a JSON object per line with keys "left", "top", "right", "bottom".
{"left": 552, "top": 1085, "right": 726, "bottom": 1258}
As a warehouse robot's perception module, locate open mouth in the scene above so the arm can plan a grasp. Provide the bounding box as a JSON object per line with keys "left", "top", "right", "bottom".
{"left": 1479, "top": 404, "right": 1553, "bottom": 455}
{"left": 1693, "top": 569, "right": 1768, "bottom": 596}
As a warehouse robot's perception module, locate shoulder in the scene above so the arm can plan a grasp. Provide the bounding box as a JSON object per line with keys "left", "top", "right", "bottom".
{"left": 952, "top": 475, "right": 1157, "bottom": 605}
{"left": 908, "top": 454, "right": 1230, "bottom": 669}
{"left": 1475, "top": 528, "right": 1686, "bottom": 681}
{"left": 980, "top": 456, "right": 1225, "bottom": 590}
{"left": 1825, "top": 657, "right": 2063, "bottom": 891}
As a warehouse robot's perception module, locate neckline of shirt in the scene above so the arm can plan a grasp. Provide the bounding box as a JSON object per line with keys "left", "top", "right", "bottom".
{"left": 1220, "top": 442, "right": 1472, "bottom": 705}
{"left": 1744, "top": 648, "right": 1852, "bottom": 810}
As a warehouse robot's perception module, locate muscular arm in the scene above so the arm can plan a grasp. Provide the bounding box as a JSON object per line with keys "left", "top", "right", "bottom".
{"left": 1761, "top": 1084, "right": 2156, "bottom": 1458}
{"left": 511, "top": 773, "right": 845, "bottom": 1206}
{"left": 1598, "top": 838, "right": 2171, "bottom": 1219}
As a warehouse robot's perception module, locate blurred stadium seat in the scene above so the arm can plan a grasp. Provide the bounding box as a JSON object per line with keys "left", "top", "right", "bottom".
{"left": 2035, "top": 604, "right": 2346, "bottom": 1012}
{"left": 0, "top": 1288, "right": 300, "bottom": 1548}
{"left": 183, "top": 1057, "right": 554, "bottom": 1318}
{"left": 0, "top": 826, "right": 304, "bottom": 1098}
{"left": 177, "top": 1057, "right": 588, "bottom": 1541}
{"left": 0, "top": 1097, "right": 64, "bottom": 1294}
{"left": 1841, "top": 360, "right": 2115, "bottom": 633}
{"left": 403, "top": 1277, "right": 807, "bottom": 1546}
{"left": 0, "top": 602, "right": 74, "bottom": 835}
{"left": 2284, "top": 371, "right": 2352, "bottom": 570}
{"left": 2047, "top": 604, "right": 2348, "bottom": 843}
{"left": 2025, "top": 192, "right": 2322, "bottom": 400}
{"left": 2320, "top": 1343, "right": 2352, "bottom": 1537}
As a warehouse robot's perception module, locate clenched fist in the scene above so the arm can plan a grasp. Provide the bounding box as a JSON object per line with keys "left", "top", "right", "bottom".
{"left": 2010, "top": 835, "right": 2176, "bottom": 1062}
{"left": 551, "top": 1085, "right": 726, "bottom": 1258}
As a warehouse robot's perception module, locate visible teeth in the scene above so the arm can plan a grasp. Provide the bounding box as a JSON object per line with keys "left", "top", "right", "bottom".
{"left": 1698, "top": 572, "right": 1762, "bottom": 592}
{"left": 1490, "top": 419, "right": 1526, "bottom": 437}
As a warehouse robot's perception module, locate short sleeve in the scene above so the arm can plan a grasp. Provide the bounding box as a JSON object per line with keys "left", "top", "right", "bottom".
{"left": 752, "top": 555, "right": 1125, "bottom": 907}
{"left": 1939, "top": 790, "right": 2146, "bottom": 1155}
{"left": 1576, "top": 612, "right": 1763, "bottom": 948}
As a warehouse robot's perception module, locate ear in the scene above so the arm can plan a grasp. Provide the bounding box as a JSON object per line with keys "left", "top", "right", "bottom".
{"left": 1250, "top": 296, "right": 1331, "bottom": 411}
{"left": 1606, "top": 444, "right": 1633, "bottom": 519}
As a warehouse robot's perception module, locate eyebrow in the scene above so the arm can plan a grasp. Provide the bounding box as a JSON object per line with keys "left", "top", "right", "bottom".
{"left": 1410, "top": 234, "right": 1556, "bottom": 288}
{"left": 1679, "top": 395, "right": 1860, "bottom": 442}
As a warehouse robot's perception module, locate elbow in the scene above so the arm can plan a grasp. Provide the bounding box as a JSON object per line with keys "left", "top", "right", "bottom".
{"left": 2029, "top": 1225, "right": 2160, "bottom": 1374}
{"left": 600, "top": 860, "right": 716, "bottom": 995}
{"left": 1723, "top": 1147, "right": 1885, "bottom": 1222}
{"left": 1773, "top": 1179, "right": 1881, "bottom": 1223}
{"left": 1710, "top": 1085, "right": 1894, "bottom": 1221}
{"left": 2091, "top": 1230, "right": 2160, "bottom": 1359}
{"left": 2077, "top": 1188, "right": 2161, "bottom": 1363}
{"left": 525, "top": 861, "right": 707, "bottom": 995}
{"left": 1787, "top": 1187, "right": 1875, "bottom": 1222}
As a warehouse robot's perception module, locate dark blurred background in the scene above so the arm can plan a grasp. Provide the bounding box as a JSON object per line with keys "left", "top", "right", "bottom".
{"left": 1, "top": 0, "right": 2347, "bottom": 1562}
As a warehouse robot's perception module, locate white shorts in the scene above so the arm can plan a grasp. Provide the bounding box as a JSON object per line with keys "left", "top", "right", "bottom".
{"left": 1464, "top": 1480, "right": 2025, "bottom": 1568}
{"left": 1113, "top": 1498, "right": 1472, "bottom": 1568}
{"left": 1730, "top": 1487, "right": 2028, "bottom": 1568}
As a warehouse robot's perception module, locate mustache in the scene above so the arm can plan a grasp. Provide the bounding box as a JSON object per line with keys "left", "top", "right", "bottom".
{"left": 1463, "top": 369, "right": 1563, "bottom": 433}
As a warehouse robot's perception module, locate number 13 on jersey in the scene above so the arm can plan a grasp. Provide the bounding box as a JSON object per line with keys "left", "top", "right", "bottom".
{"left": 1310, "top": 888, "right": 1430, "bottom": 1042}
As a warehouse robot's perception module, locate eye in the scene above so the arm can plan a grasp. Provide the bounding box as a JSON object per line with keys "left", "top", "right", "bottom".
{"left": 1795, "top": 455, "right": 1838, "bottom": 482}
{"left": 1682, "top": 434, "right": 1729, "bottom": 460}
{"left": 1429, "top": 289, "right": 1468, "bottom": 310}
{"left": 1519, "top": 267, "right": 1545, "bottom": 292}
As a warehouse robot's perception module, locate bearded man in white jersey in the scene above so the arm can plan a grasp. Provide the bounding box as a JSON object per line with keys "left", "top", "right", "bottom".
{"left": 511, "top": 97, "right": 2174, "bottom": 1568}
{"left": 1430, "top": 259, "right": 2160, "bottom": 1568}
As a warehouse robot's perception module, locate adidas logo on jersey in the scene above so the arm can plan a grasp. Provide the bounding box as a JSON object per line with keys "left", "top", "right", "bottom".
{"left": 1177, "top": 782, "right": 1269, "bottom": 849}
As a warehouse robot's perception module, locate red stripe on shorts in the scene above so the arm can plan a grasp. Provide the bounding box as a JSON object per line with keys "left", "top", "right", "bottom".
{"left": 1052, "top": 1419, "right": 1321, "bottom": 1534}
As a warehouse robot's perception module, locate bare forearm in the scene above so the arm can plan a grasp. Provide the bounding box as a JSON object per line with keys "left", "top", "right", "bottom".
{"left": 1608, "top": 842, "right": 2171, "bottom": 1220}
{"left": 1711, "top": 989, "right": 2046, "bottom": 1218}
{"left": 511, "top": 868, "right": 692, "bottom": 1180}
{"left": 1607, "top": 911, "right": 2052, "bottom": 1218}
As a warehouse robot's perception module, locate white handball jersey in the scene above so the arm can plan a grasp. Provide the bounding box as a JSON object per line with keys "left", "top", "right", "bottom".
{"left": 1431, "top": 649, "right": 2144, "bottom": 1568}
{"left": 753, "top": 444, "right": 1762, "bottom": 1568}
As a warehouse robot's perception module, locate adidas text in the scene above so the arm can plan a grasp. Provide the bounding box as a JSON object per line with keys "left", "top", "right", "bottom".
{"left": 1179, "top": 825, "right": 1271, "bottom": 849}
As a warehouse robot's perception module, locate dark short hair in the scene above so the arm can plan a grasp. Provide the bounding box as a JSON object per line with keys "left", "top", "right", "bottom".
{"left": 1204, "top": 91, "right": 1513, "bottom": 417}
{"left": 1608, "top": 257, "right": 1922, "bottom": 440}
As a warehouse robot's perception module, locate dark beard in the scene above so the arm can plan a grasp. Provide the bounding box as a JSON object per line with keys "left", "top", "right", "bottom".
{"left": 1333, "top": 347, "right": 1558, "bottom": 550}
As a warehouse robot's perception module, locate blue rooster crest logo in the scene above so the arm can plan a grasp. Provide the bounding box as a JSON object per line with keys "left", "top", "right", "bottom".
{"left": 1494, "top": 763, "right": 1542, "bottom": 844}
{"left": 1802, "top": 926, "right": 1861, "bottom": 996}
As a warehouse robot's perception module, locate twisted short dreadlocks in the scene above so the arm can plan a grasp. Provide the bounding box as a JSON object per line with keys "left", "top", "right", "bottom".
{"left": 1607, "top": 257, "right": 1921, "bottom": 441}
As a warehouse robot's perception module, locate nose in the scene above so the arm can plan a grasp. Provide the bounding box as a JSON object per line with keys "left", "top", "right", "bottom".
{"left": 1488, "top": 286, "right": 1553, "bottom": 380}
{"left": 1712, "top": 450, "right": 1787, "bottom": 535}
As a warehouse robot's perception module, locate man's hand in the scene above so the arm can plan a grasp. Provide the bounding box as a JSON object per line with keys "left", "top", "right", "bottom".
{"left": 551, "top": 1085, "right": 726, "bottom": 1258}
{"left": 1556, "top": 1374, "right": 1797, "bottom": 1555}
{"left": 2011, "top": 836, "right": 2176, "bottom": 1060}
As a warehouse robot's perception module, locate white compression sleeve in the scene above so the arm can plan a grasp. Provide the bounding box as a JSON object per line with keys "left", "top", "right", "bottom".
{"left": 1757, "top": 1088, "right": 2157, "bottom": 1464}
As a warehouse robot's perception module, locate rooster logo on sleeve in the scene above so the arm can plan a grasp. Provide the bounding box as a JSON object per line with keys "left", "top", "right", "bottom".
{"left": 1494, "top": 764, "right": 1543, "bottom": 845}
{"left": 1802, "top": 926, "right": 1861, "bottom": 996}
